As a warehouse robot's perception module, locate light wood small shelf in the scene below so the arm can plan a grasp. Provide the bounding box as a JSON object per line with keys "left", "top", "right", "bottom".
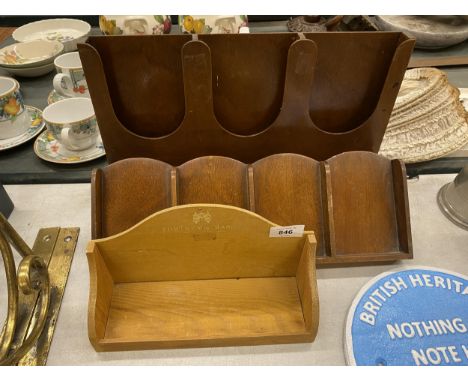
{"left": 87, "top": 204, "right": 318, "bottom": 351}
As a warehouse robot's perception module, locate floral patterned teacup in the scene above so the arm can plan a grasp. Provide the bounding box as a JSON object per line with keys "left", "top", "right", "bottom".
{"left": 0, "top": 76, "right": 28, "bottom": 139}
{"left": 43, "top": 97, "right": 98, "bottom": 151}
{"left": 53, "top": 52, "right": 89, "bottom": 98}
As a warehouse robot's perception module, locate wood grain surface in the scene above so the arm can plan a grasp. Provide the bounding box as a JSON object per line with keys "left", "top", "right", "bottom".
{"left": 408, "top": 55, "right": 468, "bottom": 68}
{"left": 87, "top": 243, "right": 114, "bottom": 347}
{"left": 252, "top": 154, "right": 327, "bottom": 257}
{"left": 92, "top": 204, "right": 314, "bottom": 283}
{"left": 92, "top": 152, "right": 413, "bottom": 267}
{"left": 105, "top": 278, "right": 305, "bottom": 342}
{"left": 326, "top": 152, "right": 399, "bottom": 256}
{"left": 93, "top": 158, "right": 173, "bottom": 238}
{"left": 177, "top": 156, "right": 249, "bottom": 208}
{"left": 79, "top": 33, "right": 414, "bottom": 164}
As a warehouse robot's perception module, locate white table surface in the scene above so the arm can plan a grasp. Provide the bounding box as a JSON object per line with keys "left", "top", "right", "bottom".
{"left": 2, "top": 174, "right": 467, "bottom": 365}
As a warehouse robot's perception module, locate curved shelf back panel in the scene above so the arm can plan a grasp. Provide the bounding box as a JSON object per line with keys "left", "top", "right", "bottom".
{"left": 91, "top": 204, "right": 313, "bottom": 283}
{"left": 201, "top": 34, "right": 294, "bottom": 135}
{"left": 92, "top": 158, "right": 173, "bottom": 239}
{"left": 91, "top": 152, "right": 412, "bottom": 267}
{"left": 306, "top": 32, "right": 404, "bottom": 133}
{"left": 326, "top": 152, "right": 400, "bottom": 256}
{"left": 79, "top": 33, "right": 414, "bottom": 164}
{"left": 251, "top": 154, "right": 327, "bottom": 257}
{"left": 88, "top": 36, "right": 189, "bottom": 137}
{"left": 177, "top": 156, "right": 249, "bottom": 208}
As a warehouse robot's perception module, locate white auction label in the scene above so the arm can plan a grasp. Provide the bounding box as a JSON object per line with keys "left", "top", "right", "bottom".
{"left": 269, "top": 225, "right": 305, "bottom": 238}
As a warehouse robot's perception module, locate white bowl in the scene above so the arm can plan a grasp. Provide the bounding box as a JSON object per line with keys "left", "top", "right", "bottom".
{"left": 13, "top": 18, "right": 91, "bottom": 53}
{"left": 3, "top": 61, "right": 55, "bottom": 78}
{"left": 0, "top": 40, "right": 64, "bottom": 68}
{"left": 375, "top": 16, "right": 468, "bottom": 49}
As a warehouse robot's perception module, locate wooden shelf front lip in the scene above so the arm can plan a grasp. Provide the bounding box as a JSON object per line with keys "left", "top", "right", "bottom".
{"left": 97, "top": 332, "right": 315, "bottom": 351}
{"left": 97, "top": 277, "right": 312, "bottom": 351}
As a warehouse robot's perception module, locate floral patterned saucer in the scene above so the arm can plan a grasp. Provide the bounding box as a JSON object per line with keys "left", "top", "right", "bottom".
{"left": 47, "top": 89, "right": 66, "bottom": 105}
{"left": 0, "top": 106, "right": 45, "bottom": 151}
{"left": 34, "top": 130, "right": 105, "bottom": 164}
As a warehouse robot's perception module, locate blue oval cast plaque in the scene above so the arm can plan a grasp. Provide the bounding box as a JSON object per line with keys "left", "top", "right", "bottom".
{"left": 345, "top": 267, "right": 468, "bottom": 366}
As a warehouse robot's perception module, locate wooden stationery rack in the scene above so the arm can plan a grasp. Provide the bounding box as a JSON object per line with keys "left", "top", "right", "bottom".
{"left": 91, "top": 151, "right": 413, "bottom": 267}
{"left": 79, "top": 32, "right": 414, "bottom": 164}
{"left": 86, "top": 204, "right": 318, "bottom": 351}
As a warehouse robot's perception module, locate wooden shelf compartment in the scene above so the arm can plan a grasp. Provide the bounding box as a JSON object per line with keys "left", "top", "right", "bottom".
{"left": 92, "top": 152, "right": 412, "bottom": 267}
{"left": 87, "top": 204, "right": 319, "bottom": 351}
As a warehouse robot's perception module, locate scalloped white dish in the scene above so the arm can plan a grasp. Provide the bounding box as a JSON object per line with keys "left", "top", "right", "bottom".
{"left": 13, "top": 18, "right": 91, "bottom": 52}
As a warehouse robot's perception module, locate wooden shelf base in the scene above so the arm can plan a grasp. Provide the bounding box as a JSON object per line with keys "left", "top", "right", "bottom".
{"left": 97, "top": 277, "right": 312, "bottom": 351}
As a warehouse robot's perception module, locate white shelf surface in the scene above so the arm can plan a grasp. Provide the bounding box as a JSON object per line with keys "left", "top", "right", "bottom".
{"left": 1, "top": 174, "right": 467, "bottom": 365}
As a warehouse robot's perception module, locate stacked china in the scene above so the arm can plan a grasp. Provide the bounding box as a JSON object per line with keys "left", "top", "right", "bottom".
{"left": 0, "top": 40, "right": 63, "bottom": 77}
{"left": 38, "top": 53, "right": 104, "bottom": 164}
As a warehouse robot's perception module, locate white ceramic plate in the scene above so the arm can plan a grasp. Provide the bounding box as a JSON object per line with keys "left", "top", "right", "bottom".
{"left": 0, "top": 105, "right": 45, "bottom": 151}
{"left": 2, "top": 61, "right": 55, "bottom": 78}
{"left": 34, "top": 130, "right": 105, "bottom": 164}
{"left": 0, "top": 40, "right": 63, "bottom": 68}
{"left": 13, "top": 18, "right": 91, "bottom": 53}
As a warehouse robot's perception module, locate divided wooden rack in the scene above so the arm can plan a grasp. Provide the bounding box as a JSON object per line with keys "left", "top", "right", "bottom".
{"left": 87, "top": 204, "right": 319, "bottom": 351}
{"left": 82, "top": 32, "right": 415, "bottom": 352}
{"left": 92, "top": 151, "right": 412, "bottom": 267}
{"left": 79, "top": 32, "right": 414, "bottom": 164}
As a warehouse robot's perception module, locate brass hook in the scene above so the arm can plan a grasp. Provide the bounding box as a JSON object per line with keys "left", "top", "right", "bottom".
{"left": 0, "top": 214, "right": 50, "bottom": 366}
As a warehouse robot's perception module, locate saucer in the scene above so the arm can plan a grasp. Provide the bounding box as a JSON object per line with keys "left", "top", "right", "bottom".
{"left": 34, "top": 130, "right": 105, "bottom": 164}
{"left": 0, "top": 40, "right": 63, "bottom": 68}
{"left": 3, "top": 61, "right": 55, "bottom": 78}
{"left": 0, "top": 105, "right": 45, "bottom": 151}
{"left": 47, "top": 89, "right": 67, "bottom": 105}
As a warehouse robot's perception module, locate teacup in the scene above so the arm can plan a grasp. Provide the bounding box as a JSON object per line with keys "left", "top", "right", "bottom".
{"left": 43, "top": 97, "right": 98, "bottom": 151}
{"left": 0, "top": 76, "right": 28, "bottom": 139}
{"left": 53, "top": 52, "right": 89, "bottom": 98}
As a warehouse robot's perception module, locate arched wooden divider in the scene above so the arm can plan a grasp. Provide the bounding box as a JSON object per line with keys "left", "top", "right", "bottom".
{"left": 92, "top": 152, "right": 412, "bottom": 267}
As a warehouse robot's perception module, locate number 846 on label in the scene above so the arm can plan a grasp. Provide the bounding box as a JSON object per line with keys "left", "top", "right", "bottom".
{"left": 269, "top": 225, "right": 305, "bottom": 238}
